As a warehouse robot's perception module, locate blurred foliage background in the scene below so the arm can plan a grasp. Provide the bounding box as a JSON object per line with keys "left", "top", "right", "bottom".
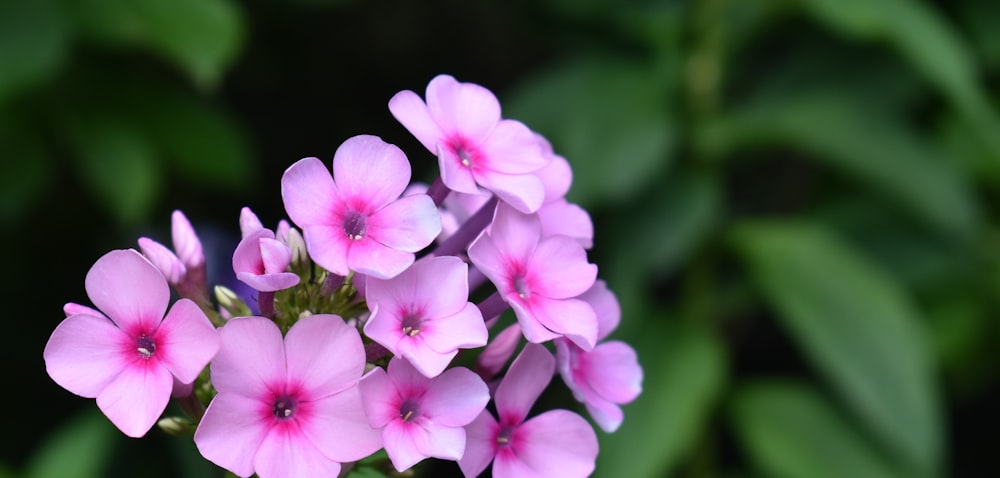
{"left": 4, "top": 0, "right": 1000, "bottom": 476}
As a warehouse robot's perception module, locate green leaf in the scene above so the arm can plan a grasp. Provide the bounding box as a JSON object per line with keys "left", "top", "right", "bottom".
{"left": 70, "top": 0, "right": 244, "bottom": 88}
{"left": 26, "top": 410, "right": 117, "bottom": 478}
{"left": 506, "top": 56, "right": 676, "bottom": 207}
{"left": 595, "top": 320, "right": 726, "bottom": 478}
{"left": 732, "top": 381, "right": 905, "bottom": 478}
{"left": 699, "top": 92, "right": 981, "bottom": 238}
{"left": 0, "top": 0, "right": 70, "bottom": 105}
{"left": 732, "top": 222, "right": 942, "bottom": 477}
{"left": 65, "top": 112, "right": 163, "bottom": 225}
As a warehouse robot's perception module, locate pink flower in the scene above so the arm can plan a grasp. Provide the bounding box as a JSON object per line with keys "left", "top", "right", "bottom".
{"left": 468, "top": 203, "right": 598, "bottom": 349}
{"left": 359, "top": 358, "right": 489, "bottom": 471}
{"left": 194, "top": 314, "right": 381, "bottom": 478}
{"left": 281, "top": 135, "right": 441, "bottom": 279}
{"left": 364, "top": 256, "right": 488, "bottom": 377}
{"left": 389, "top": 74, "right": 549, "bottom": 213}
{"left": 555, "top": 281, "right": 642, "bottom": 432}
{"left": 43, "top": 249, "right": 220, "bottom": 437}
{"left": 137, "top": 210, "right": 207, "bottom": 298}
{"left": 232, "top": 228, "right": 300, "bottom": 292}
{"left": 534, "top": 136, "right": 593, "bottom": 248}
{"left": 459, "top": 344, "right": 598, "bottom": 478}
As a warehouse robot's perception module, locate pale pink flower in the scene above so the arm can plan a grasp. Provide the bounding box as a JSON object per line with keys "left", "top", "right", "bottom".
{"left": 239, "top": 207, "right": 265, "bottom": 238}
{"left": 364, "top": 256, "right": 488, "bottom": 377}
{"left": 281, "top": 135, "right": 441, "bottom": 279}
{"left": 555, "top": 281, "right": 642, "bottom": 432}
{"left": 194, "top": 314, "right": 381, "bottom": 478}
{"left": 389, "top": 74, "right": 549, "bottom": 213}
{"left": 459, "top": 344, "right": 598, "bottom": 478}
{"left": 359, "top": 358, "right": 489, "bottom": 471}
{"left": 43, "top": 249, "right": 219, "bottom": 437}
{"left": 137, "top": 210, "right": 207, "bottom": 297}
{"left": 232, "top": 228, "right": 299, "bottom": 292}
{"left": 474, "top": 323, "right": 522, "bottom": 380}
{"left": 468, "top": 203, "right": 598, "bottom": 349}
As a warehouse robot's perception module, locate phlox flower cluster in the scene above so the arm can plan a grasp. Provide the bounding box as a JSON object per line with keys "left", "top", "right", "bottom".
{"left": 43, "top": 74, "right": 643, "bottom": 478}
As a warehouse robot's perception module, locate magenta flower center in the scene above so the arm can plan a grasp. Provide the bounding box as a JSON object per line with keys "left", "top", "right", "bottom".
{"left": 399, "top": 398, "right": 420, "bottom": 422}
{"left": 497, "top": 425, "right": 514, "bottom": 446}
{"left": 136, "top": 334, "right": 156, "bottom": 359}
{"left": 272, "top": 396, "right": 297, "bottom": 419}
{"left": 343, "top": 211, "right": 368, "bottom": 241}
{"left": 400, "top": 313, "right": 423, "bottom": 337}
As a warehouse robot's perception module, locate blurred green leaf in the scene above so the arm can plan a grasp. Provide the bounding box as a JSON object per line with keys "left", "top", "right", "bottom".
{"left": 732, "top": 222, "right": 942, "bottom": 477}
{"left": 0, "top": 0, "right": 70, "bottom": 106}
{"left": 65, "top": 113, "right": 163, "bottom": 225}
{"left": 732, "top": 381, "right": 904, "bottom": 478}
{"left": 595, "top": 320, "right": 726, "bottom": 478}
{"left": 0, "top": 110, "right": 52, "bottom": 225}
{"left": 26, "top": 410, "right": 116, "bottom": 478}
{"left": 70, "top": 0, "right": 244, "bottom": 88}
{"left": 958, "top": 0, "right": 1000, "bottom": 70}
{"left": 700, "top": 92, "right": 981, "bottom": 238}
{"left": 506, "top": 56, "right": 676, "bottom": 207}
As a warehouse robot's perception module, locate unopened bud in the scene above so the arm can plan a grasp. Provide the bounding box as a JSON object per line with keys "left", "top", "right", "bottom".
{"left": 215, "top": 285, "right": 252, "bottom": 317}
{"left": 157, "top": 416, "right": 195, "bottom": 436}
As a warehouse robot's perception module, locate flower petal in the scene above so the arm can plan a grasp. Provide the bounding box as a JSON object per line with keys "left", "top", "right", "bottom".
{"left": 482, "top": 119, "right": 548, "bottom": 174}
{"left": 155, "top": 298, "right": 219, "bottom": 384}
{"left": 438, "top": 143, "right": 482, "bottom": 194}
{"left": 137, "top": 237, "right": 186, "bottom": 285}
{"left": 529, "top": 235, "right": 597, "bottom": 299}
{"left": 586, "top": 399, "right": 625, "bottom": 433}
{"left": 458, "top": 411, "right": 499, "bottom": 478}
{"left": 96, "top": 359, "right": 173, "bottom": 437}
{"left": 475, "top": 323, "right": 522, "bottom": 379}
{"left": 538, "top": 200, "right": 594, "bottom": 249}
{"left": 347, "top": 237, "right": 414, "bottom": 280}
{"left": 303, "top": 225, "right": 352, "bottom": 277}
{"left": 584, "top": 341, "right": 643, "bottom": 404}
{"left": 495, "top": 344, "right": 554, "bottom": 424}
{"left": 211, "top": 317, "right": 286, "bottom": 397}
{"left": 284, "top": 314, "right": 365, "bottom": 398}
{"left": 536, "top": 151, "right": 572, "bottom": 201}
{"left": 477, "top": 170, "right": 545, "bottom": 214}
{"left": 259, "top": 237, "right": 292, "bottom": 275}
{"left": 172, "top": 210, "right": 204, "bottom": 268}
{"left": 333, "top": 135, "right": 411, "bottom": 211}
{"left": 358, "top": 367, "right": 399, "bottom": 428}
{"left": 468, "top": 233, "right": 510, "bottom": 295}
{"left": 419, "top": 303, "right": 488, "bottom": 354}
{"left": 239, "top": 207, "right": 264, "bottom": 238}
{"left": 397, "top": 339, "right": 456, "bottom": 379}
{"left": 509, "top": 299, "right": 561, "bottom": 345}
{"left": 86, "top": 249, "right": 169, "bottom": 332}
{"left": 302, "top": 386, "right": 383, "bottom": 462}
{"left": 410, "top": 256, "right": 469, "bottom": 317}
{"left": 489, "top": 203, "right": 541, "bottom": 265}
{"left": 426, "top": 74, "right": 500, "bottom": 141}
{"left": 383, "top": 420, "right": 429, "bottom": 471}
{"left": 281, "top": 157, "right": 339, "bottom": 227}
{"left": 413, "top": 420, "right": 466, "bottom": 462}
{"left": 529, "top": 297, "right": 598, "bottom": 351}
{"left": 194, "top": 393, "right": 270, "bottom": 477}
{"left": 421, "top": 367, "right": 489, "bottom": 427}
{"left": 507, "top": 410, "right": 598, "bottom": 478}
{"left": 580, "top": 280, "right": 621, "bottom": 341}
{"left": 363, "top": 304, "right": 405, "bottom": 355}
{"left": 44, "top": 313, "right": 130, "bottom": 398}
{"left": 367, "top": 194, "right": 441, "bottom": 252}
{"left": 253, "top": 425, "right": 343, "bottom": 478}
{"left": 388, "top": 89, "right": 444, "bottom": 154}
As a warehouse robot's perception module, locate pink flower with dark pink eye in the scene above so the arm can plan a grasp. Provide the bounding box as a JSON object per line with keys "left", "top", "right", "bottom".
{"left": 555, "top": 281, "right": 642, "bottom": 432}
{"left": 364, "top": 256, "right": 488, "bottom": 377}
{"left": 194, "top": 314, "right": 381, "bottom": 478}
{"left": 389, "top": 74, "right": 549, "bottom": 214}
{"left": 468, "top": 203, "right": 599, "bottom": 350}
{"left": 359, "top": 358, "right": 489, "bottom": 472}
{"left": 459, "top": 344, "right": 598, "bottom": 478}
{"left": 232, "top": 228, "right": 299, "bottom": 292}
{"left": 43, "top": 249, "right": 220, "bottom": 437}
{"left": 281, "top": 135, "right": 441, "bottom": 280}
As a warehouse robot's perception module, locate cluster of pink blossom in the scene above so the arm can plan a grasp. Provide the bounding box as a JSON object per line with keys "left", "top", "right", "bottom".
{"left": 43, "top": 74, "right": 643, "bottom": 478}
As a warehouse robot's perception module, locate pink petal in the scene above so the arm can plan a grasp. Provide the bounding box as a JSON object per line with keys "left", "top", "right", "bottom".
{"left": 367, "top": 194, "right": 441, "bottom": 252}
{"left": 397, "top": 339, "right": 456, "bottom": 378}
{"left": 363, "top": 304, "right": 405, "bottom": 355}
{"left": 495, "top": 344, "right": 554, "bottom": 424}
{"left": 421, "top": 367, "right": 489, "bottom": 427}
{"left": 383, "top": 419, "right": 430, "bottom": 471}
{"left": 536, "top": 151, "right": 572, "bottom": 201}
{"left": 468, "top": 234, "right": 510, "bottom": 294}
{"left": 506, "top": 410, "right": 597, "bottom": 478}
{"left": 410, "top": 256, "right": 469, "bottom": 318}
{"left": 388, "top": 89, "right": 444, "bottom": 154}
{"left": 580, "top": 280, "right": 621, "bottom": 341}
{"left": 303, "top": 225, "right": 352, "bottom": 277}
{"left": 489, "top": 203, "right": 541, "bottom": 264}
{"left": 194, "top": 393, "right": 270, "bottom": 477}
{"left": 237, "top": 271, "right": 300, "bottom": 293}
{"left": 528, "top": 297, "right": 598, "bottom": 350}
{"left": 385, "top": 356, "right": 431, "bottom": 396}
{"left": 253, "top": 426, "right": 343, "bottom": 478}
{"left": 63, "top": 302, "right": 105, "bottom": 318}
{"left": 438, "top": 144, "right": 483, "bottom": 194}
{"left": 211, "top": 317, "right": 286, "bottom": 397}
{"left": 284, "top": 314, "right": 365, "bottom": 398}
{"left": 538, "top": 200, "right": 594, "bottom": 249}
{"left": 171, "top": 210, "right": 204, "bottom": 268}
{"left": 413, "top": 420, "right": 466, "bottom": 462}
{"left": 302, "top": 386, "right": 383, "bottom": 462}
{"left": 333, "top": 135, "right": 411, "bottom": 211}
{"left": 476, "top": 323, "right": 522, "bottom": 379}
{"left": 85, "top": 249, "right": 169, "bottom": 333}
{"left": 529, "top": 235, "right": 597, "bottom": 299}
{"left": 509, "top": 299, "right": 561, "bottom": 345}
{"left": 426, "top": 74, "right": 500, "bottom": 140}
{"left": 584, "top": 341, "right": 643, "bottom": 404}
{"left": 239, "top": 207, "right": 264, "bottom": 238}
{"left": 96, "top": 360, "right": 173, "bottom": 437}
{"left": 155, "top": 298, "right": 219, "bottom": 384}
{"left": 137, "top": 237, "right": 186, "bottom": 285}
{"left": 458, "top": 411, "right": 499, "bottom": 478}
{"left": 586, "top": 399, "right": 625, "bottom": 433}
{"left": 477, "top": 170, "right": 546, "bottom": 214}
{"left": 259, "top": 238, "right": 292, "bottom": 274}
{"left": 481, "top": 119, "right": 548, "bottom": 174}
{"left": 347, "top": 237, "right": 414, "bottom": 280}
{"left": 44, "top": 313, "right": 130, "bottom": 398}
{"left": 281, "top": 157, "right": 339, "bottom": 227}
{"left": 358, "top": 367, "right": 399, "bottom": 428}
{"left": 419, "top": 303, "right": 488, "bottom": 354}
